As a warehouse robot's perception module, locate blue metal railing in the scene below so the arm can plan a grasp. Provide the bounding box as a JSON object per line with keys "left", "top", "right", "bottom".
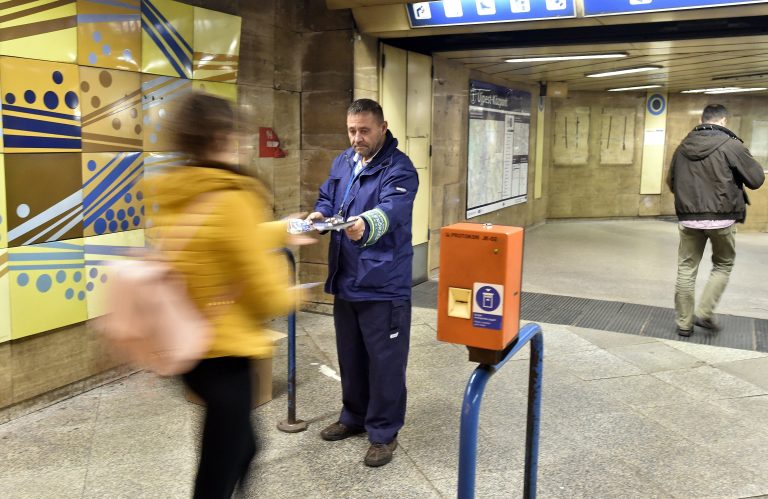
{"left": 458, "top": 323, "right": 544, "bottom": 498}
{"left": 277, "top": 249, "right": 307, "bottom": 433}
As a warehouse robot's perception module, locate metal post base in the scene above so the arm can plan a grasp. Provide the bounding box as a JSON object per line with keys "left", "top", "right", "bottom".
{"left": 277, "top": 419, "right": 309, "bottom": 433}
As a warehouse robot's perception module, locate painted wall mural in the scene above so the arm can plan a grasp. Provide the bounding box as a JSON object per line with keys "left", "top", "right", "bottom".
{"left": 0, "top": 57, "right": 82, "bottom": 153}
{"left": 0, "top": 0, "right": 78, "bottom": 63}
{"left": 5, "top": 153, "right": 83, "bottom": 246}
{"left": 141, "top": 0, "right": 193, "bottom": 79}
{"left": 84, "top": 229, "right": 144, "bottom": 319}
{"left": 77, "top": 0, "right": 141, "bottom": 71}
{"left": 82, "top": 152, "right": 144, "bottom": 237}
{"left": 0, "top": 1, "right": 241, "bottom": 344}
{"left": 192, "top": 7, "right": 240, "bottom": 83}
{"left": 80, "top": 67, "right": 143, "bottom": 151}
{"left": 8, "top": 240, "right": 87, "bottom": 339}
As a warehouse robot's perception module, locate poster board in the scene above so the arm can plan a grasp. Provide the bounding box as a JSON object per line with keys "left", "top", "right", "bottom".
{"left": 553, "top": 107, "right": 590, "bottom": 165}
{"left": 466, "top": 80, "right": 531, "bottom": 219}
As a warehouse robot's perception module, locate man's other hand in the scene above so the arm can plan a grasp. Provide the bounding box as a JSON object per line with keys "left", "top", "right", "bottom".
{"left": 344, "top": 217, "right": 365, "bottom": 241}
{"left": 305, "top": 211, "right": 325, "bottom": 222}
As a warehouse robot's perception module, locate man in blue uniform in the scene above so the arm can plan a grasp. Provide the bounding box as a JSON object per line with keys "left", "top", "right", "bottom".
{"left": 307, "top": 98, "right": 419, "bottom": 467}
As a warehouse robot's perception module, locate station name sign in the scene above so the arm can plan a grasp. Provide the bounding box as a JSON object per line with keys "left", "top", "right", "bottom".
{"left": 583, "top": 0, "right": 768, "bottom": 16}
{"left": 407, "top": 0, "right": 576, "bottom": 28}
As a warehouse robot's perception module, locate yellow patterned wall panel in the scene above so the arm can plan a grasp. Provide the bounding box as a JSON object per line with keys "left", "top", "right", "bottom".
{"left": 141, "top": 0, "right": 193, "bottom": 79}
{"left": 0, "top": 57, "right": 81, "bottom": 153}
{"left": 141, "top": 74, "right": 190, "bottom": 151}
{"left": 82, "top": 152, "right": 144, "bottom": 236}
{"left": 84, "top": 229, "right": 144, "bottom": 318}
{"left": 77, "top": 0, "right": 141, "bottom": 71}
{"left": 8, "top": 239, "right": 87, "bottom": 339}
{"left": 80, "top": 67, "right": 142, "bottom": 151}
{"left": 192, "top": 7, "right": 240, "bottom": 83}
{"left": 0, "top": 248, "right": 9, "bottom": 343}
{"left": 0, "top": 0, "right": 77, "bottom": 63}
{"left": 192, "top": 80, "right": 237, "bottom": 103}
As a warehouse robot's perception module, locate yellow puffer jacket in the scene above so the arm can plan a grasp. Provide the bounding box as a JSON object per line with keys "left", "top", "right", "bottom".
{"left": 143, "top": 165, "right": 296, "bottom": 359}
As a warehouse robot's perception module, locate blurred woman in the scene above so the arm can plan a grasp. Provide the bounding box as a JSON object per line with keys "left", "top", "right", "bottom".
{"left": 143, "top": 91, "right": 300, "bottom": 498}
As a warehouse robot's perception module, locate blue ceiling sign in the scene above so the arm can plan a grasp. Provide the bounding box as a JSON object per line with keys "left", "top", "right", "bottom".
{"left": 583, "top": 0, "right": 768, "bottom": 17}
{"left": 407, "top": 0, "right": 576, "bottom": 28}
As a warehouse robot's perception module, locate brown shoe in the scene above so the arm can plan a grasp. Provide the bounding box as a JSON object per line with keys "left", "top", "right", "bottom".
{"left": 320, "top": 421, "right": 365, "bottom": 441}
{"left": 364, "top": 439, "right": 398, "bottom": 467}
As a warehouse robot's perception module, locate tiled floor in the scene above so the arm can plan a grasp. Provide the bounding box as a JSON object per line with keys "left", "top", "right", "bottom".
{"left": 1, "top": 220, "right": 767, "bottom": 498}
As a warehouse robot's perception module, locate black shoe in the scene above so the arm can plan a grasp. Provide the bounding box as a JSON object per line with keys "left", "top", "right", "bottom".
{"left": 320, "top": 421, "right": 365, "bottom": 441}
{"left": 364, "top": 439, "right": 398, "bottom": 467}
{"left": 676, "top": 327, "right": 692, "bottom": 337}
{"left": 694, "top": 316, "right": 721, "bottom": 332}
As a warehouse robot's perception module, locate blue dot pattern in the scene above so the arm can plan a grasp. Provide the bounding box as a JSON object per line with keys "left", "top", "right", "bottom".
{"left": 56, "top": 270, "right": 66, "bottom": 283}
{"left": 17, "top": 273, "right": 29, "bottom": 286}
{"left": 5, "top": 93, "right": 15, "bottom": 104}
{"left": 89, "top": 268, "right": 98, "bottom": 278}
{"left": 52, "top": 71, "right": 63, "bottom": 84}
{"left": 43, "top": 91, "right": 59, "bottom": 110}
{"left": 36, "top": 275, "right": 52, "bottom": 293}
{"left": 94, "top": 218, "right": 107, "bottom": 235}
{"left": 65, "top": 91, "right": 79, "bottom": 109}
{"left": 65, "top": 288, "right": 74, "bottom": 300}
{"left": 24, "top": 90, "right": 36, "bottom": 104}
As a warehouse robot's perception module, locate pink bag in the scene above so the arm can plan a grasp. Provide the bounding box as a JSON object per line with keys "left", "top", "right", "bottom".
{"left": 100, "top": 257, "right": 211, "bottom": 376}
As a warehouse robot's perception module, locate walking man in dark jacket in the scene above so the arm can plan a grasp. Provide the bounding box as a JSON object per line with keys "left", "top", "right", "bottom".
{"left": 667, "top": 104, "right": 765, "bottom": 337}
{"left": 307, "top": 98, "right": 419, "bottom": 467}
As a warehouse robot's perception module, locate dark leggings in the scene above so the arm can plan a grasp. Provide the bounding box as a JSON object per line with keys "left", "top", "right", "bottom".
{"left": 182, "top": 357, "right": 256, "bottom": 499}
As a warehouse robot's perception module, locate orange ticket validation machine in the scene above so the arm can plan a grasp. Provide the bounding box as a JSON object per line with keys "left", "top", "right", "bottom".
{"left": 437, "top": 223, "right": 524, "bottom": 353}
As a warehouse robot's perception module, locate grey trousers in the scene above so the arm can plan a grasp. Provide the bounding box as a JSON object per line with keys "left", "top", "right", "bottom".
{"left": 674, "top": 223, "right": 736, "bottom": 330}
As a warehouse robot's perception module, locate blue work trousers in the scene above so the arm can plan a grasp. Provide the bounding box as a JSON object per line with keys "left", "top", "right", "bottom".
{"left": 334, "top": 298, "right": 411, "bottom": 444}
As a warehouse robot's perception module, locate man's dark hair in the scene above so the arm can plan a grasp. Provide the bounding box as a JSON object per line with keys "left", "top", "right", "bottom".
{"left": 347, "top": 98, "right": 385, "bottom": 123}
{"left": 701, "top": 104, "right": 728, "bottom": 124}
{"left": 168, "top": 90, "right": 235, "bottom": 160}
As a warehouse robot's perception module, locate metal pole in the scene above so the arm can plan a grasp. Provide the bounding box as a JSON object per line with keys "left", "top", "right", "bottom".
{"left": 524, "top": 331, "right": 544, "bottom": 499}
{"left": 457, "top": 366, "right": 492, "bottom": 499}
{"left": 278, "top": 249, "right": 308, "bottom": 433}
{"left": 456, "top": 323, "right": 543, "bottom": 498}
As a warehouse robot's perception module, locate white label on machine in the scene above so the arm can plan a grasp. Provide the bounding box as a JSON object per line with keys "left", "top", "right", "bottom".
{"left": 472, "top": 283, "right": 504, "bottom": 330}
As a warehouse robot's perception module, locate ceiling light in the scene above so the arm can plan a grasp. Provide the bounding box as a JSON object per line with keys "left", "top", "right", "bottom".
{"left": 705, "top": 87, "right": 767, "bottom": 94}
{"left": 681, "top": 87, "right": 767, "bottom": 94}
{"left": 681, "top": 88, "right": 725, "bottom": 93}
{"left": 586, "top": 66, "right": 662, "bottom": 78}
{"left": 712, "top": 72, "right": 768, "bottom": 82}
{"left": 505, "top": 53, "right": 627, "bottom": 63}
{"left": 607, "top": 85, "right": 662, "bottom": 92}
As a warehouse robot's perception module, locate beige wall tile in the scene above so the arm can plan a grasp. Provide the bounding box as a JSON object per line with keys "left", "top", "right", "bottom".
{"left": 10, "top": 324, "right": 112, "bottom": 403}
{"left": 0, "top": 343, "right": 11, "bottom": 410}
{"left": 274, "top": 90, "right": 301, "bottom": 152}
{"left": 301, "top": 91, "right": 352, "bottom": 150}
{"left": 302, "top": 31, "right": 354, "bottom": 92}
{"left": 273, "top": 156, "right": 301, "bottom": 219}
{"left": 275, "top": 29, "right": 302, "bottom": 92}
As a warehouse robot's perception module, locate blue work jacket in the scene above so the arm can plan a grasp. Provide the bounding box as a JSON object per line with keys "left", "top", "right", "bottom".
{"left": 314, "top": 131, "right": 419, "bottom": 301}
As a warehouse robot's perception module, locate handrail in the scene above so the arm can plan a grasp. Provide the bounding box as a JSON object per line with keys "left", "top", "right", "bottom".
{"left": 458, "top": 323, "right": 544, "bottom": 498}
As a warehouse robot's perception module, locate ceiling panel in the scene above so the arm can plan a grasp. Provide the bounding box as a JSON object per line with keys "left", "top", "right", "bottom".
{"left": 435, "top": 36, "right": 768, "bottom": 94}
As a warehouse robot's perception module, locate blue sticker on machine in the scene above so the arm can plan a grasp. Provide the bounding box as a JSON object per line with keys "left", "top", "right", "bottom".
{"left": 472, "top": 283, "right": 504, "bottom": 330}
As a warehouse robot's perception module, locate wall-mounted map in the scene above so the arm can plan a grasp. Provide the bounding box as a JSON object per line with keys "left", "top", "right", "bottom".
{"left": 466, "top": 80, "right": 530, "bottom": 219}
